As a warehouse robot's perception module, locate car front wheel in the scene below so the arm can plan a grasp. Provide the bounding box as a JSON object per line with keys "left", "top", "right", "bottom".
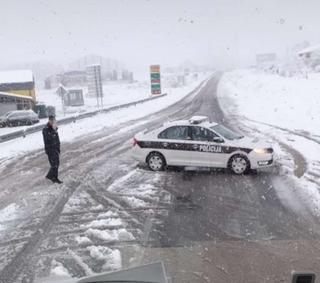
{"left": 229, "top": 154, "right": 250, "bottom": 175}
{"left": 147, "top": 152, "right": 166, "bottom": 171}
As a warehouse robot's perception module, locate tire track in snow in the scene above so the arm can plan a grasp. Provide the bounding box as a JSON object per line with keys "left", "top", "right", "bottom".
{"left": 0, "top": 179, "right": 81, "bottom": 283}
{"left": 0, "top": 78, "right": 211, "bottom": 281}
{"left": 244, "top": 117, "right": 320, "bottom": 145}
{"left": 233, "top": 117, "right": 308, "bottom": 178}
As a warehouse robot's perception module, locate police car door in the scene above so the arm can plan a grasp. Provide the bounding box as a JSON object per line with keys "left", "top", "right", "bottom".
{"left": 190, "top": 126, "right": 224, "bottom": 166}
{"left": 157, "top": 125, "right": 194, "bottom": 166}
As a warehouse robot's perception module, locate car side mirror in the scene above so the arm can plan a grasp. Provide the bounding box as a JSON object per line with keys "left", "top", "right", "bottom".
{"left": 212, "top": 137, "right": 224, "bottom": 143}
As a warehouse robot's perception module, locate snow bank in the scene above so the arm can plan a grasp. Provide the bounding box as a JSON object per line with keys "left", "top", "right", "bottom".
{"left": 85, "top": 228, "right": 135, "bottom": 242}
{"left": 87, "top": 245, "right": 121, "bottom": 270}
{"left": 63, "top": 191, "right": 98, "bottom": 213}
{"left": 83, "top": 218, "right": 123, "bottom": 228}
{"left": 0, "top": 203, "right": 19, "bottom": 231}
{"left": 75, "top": 236, "right": 92, "bottom": 245}
{"left": 217, "top": 69, "right": 320, "bottom": 136}
{"left": 97, "top": 210, "right": 118, "bottom": 218}
{"left": 0, "top": 203, "right": 18, "bottom": 222}
{"left": 50, "top": 260, "right": 71, "bottom": 277}
{"left": 37, "top": 82, "right": 151, "bottom": 118}
{"left": 122, "top": 196, "right": 148, "bottom": 208}
{"left": 0, "top": 74, "right": 209, "bottom": 161}
{"left": 217, "top": 69, "right": 320, "bottom": 216}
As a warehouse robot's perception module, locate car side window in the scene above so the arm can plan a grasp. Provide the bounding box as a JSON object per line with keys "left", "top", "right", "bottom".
{"left": 9, "top": 113, "right": 19, "bottom": 118}
{"left": 158, "top": 126, "right": 190, "bottom": 140}
{"left": 191, "top": 126, "right": 219, "bottom": 141}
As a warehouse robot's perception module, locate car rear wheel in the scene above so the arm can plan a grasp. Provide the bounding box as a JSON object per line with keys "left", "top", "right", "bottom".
{"left": 229, "top": 154, "right": 250, "bottom": 175}
{"left": 147, "top": 152, "right": 166, "bottom": 171}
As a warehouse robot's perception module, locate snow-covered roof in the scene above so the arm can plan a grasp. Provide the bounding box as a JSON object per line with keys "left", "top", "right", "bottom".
{"left": 0, "top": 70, "right": 34, "bottom": 84}
{"left": 297, "top": 44, "right": 320, "bottom": 55}
{"left": 0, "top": 91, "right": 34, "bottom": 100}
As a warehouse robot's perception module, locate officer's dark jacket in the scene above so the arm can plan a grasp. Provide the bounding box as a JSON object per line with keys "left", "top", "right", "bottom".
{"left": 42, "top": 123, "right": 60, "bottom": 154}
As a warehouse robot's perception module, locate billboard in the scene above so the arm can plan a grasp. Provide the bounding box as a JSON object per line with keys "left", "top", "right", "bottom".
{"left": 150, "top": 65, "right": 161, "bottom": 95}
{"left": 86, "top": 64, "right": 104, "bottom": 107}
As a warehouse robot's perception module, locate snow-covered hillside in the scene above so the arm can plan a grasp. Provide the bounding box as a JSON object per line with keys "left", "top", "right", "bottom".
{"left": 218, "top": 69, "right": 320, "bottom": 136}
{"left": 218, "top": 69, "right": 320, "bottom": 216}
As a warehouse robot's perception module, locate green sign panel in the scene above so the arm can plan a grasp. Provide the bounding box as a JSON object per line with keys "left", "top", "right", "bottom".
{"left": 150, "top": 65, "right": 161, "bottom": 95}
{"left": 151, "top": 84, "right": 161, "bottom": 89}
{"left": 151, "top": 73, "right": 160, "bottom": 79}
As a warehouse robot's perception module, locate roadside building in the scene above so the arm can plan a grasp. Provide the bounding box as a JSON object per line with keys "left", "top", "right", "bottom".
{"left": 0, "top": 70, "right": 36, "bottom": 115}
{"left": 297, "top": 44, "right": 320, "bottom": 70}
{"left": 55, "top": 84, "right": 84, "bottom": 107}
{"left": 0, "top": 91, "right": 34, "bottom": 115}
{"left": 0, "top": 70, "right": 35, "bottom": 100}
{"left": 63, "top": 89, "right": 84, "bottom": 107}
{"left": 56, "top": 70, "right": 87, "bottom": 86}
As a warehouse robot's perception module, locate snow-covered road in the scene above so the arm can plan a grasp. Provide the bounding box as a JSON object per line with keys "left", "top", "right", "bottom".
{"left": 217, "top": 69, "right": 320, "bottom": 218}
{"left": 0, "top": 77, "right": 208, "bottom": 282}
{"left": 1, "top": 73, "right": 320, "bottom": 283}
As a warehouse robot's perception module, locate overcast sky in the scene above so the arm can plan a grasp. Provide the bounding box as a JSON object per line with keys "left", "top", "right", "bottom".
{"left": 1, "top": 0, "right": 320, "bottom": 71}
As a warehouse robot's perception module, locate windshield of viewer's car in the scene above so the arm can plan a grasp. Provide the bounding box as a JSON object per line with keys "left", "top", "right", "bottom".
{"left": 1, "top": 1, "right": 320, "bottom": 283}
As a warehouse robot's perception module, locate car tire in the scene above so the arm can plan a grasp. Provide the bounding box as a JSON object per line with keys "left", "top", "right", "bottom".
{"left": 228, "top": 154, "right": 250, "bottom": 175}
{"left": 249, "top": 169, "right": 258, "bottom": 175}
{"left": 27, "top": 120, "right": 32, "bottom": 125}
{"left": 147, "top": 152, "right": 166, "bottom": 171}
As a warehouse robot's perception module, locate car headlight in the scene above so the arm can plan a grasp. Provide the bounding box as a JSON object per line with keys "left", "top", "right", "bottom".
{"left": 253, "top": 148, "right": 273, "bottom": 154}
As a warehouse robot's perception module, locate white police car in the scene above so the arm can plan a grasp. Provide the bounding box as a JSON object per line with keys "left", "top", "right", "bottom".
{"left": 131, "top": 116, "right": 274, "bottom": 174}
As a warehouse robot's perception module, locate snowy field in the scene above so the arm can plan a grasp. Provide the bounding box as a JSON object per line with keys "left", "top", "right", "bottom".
{"left": 218, "top": 69, "right": 320, "bottom": 135}
{"left": 37, "top": 73, "right": 200, "bottom": 118}
{"left": 0, "top": 73, "right": 203, "bottom": 137}
{"left": 37, "top": 81, "right": 151, "bottom": 117}
{"left": 218, "top": 69, "right": 320, "bottom": 216}
{"left": 0, "top": 75, "right": 209, "bottom": 282}
{"left": 0, "top": 74, "right": 209, "bottom": 163}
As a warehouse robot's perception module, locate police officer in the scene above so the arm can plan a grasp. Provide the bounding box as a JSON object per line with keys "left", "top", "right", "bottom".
{"left": 42, "top": 115, "right": 63, "bottom": 184}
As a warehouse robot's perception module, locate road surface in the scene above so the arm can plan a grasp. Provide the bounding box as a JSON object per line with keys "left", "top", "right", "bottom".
{"left": 0, "top": 74, "right": 320, "bottom": 283}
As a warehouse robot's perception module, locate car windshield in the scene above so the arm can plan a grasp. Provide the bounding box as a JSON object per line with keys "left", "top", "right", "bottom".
{"left": 0, "top": 1, "right": 319, "bottom": 283}
{"left": 8, "top": 112, "right": 20, "bottom": 118}
{"left": 210, "top": 124, "right": 243, "bottom": 140}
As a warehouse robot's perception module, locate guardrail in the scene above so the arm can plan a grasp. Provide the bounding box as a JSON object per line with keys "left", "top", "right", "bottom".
{"left": 0, "top": 93, "right": 167, "bottom": 144}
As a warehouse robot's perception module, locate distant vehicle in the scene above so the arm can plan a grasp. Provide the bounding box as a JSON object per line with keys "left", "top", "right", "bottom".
{"left": 132, "top": 116, "right": 274, "bottom": 174}
{"left": 46, "top": 105, "right": 56, "bottom": 117}
{"left": 34, "top": 103, "right": 48, "bottom": 118}
{"left": 0, "top": 110, "right": 39, "bottom": 127}
{"left": 0, "top": 111, "right": 13, "bottom": 127}
{"left": 34, "top": 103, "right": 56, "bottom": 119}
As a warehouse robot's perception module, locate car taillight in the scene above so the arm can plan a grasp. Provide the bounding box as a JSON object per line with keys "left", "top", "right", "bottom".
{"left": 133, "top": 137, "right": 138, "bottom": 147}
